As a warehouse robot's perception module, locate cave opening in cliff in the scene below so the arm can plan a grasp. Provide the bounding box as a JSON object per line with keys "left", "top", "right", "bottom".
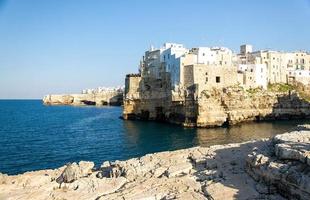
{"left": 222, "top": 118, "right": 230, "bottom": 127}
{"left": 101, "top": 101, "right": 108, "bottom": 106}
{"left": 81, "top": 100, "right": 96, "bottom": 105}
{"left": 140, "top": 110, "right": 150, "bottom": 120}
{"left": 155, "top": 106, "right": 165, "bottom": 121}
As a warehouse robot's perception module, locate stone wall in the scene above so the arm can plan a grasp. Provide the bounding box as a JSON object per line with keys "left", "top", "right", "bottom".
{"left": 184, "top": 64, "right": 238, "bottom": 95}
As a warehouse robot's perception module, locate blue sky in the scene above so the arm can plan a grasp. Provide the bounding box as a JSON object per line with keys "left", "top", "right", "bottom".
{"left": 0, "top": 0, "right": 310, "bottom": 99}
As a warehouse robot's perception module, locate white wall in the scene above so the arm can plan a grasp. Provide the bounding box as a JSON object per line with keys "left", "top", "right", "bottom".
{"left": 253, "top": 64, "right": 268, "bottom": 89}
{"left": 160, "top": 43, "right": 189, "bottom": 87}
{"left": 238, "top": 63, "right": 267, "bottom": 89}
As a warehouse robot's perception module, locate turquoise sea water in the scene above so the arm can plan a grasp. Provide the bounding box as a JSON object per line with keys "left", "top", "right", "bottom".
{"left": 0, "top": 100, "right": 308, "bottom": 175}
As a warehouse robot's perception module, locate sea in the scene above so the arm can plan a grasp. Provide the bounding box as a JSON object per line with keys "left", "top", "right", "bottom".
{"left": 0, "top": 100, "right": 308, "bottom": 175}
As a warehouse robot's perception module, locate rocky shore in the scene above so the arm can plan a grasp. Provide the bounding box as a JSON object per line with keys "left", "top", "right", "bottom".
{"left": 43, "top": 92, "right": 123, "bottom": 106}
{"left": 1, "top": 125, "right": 309, "bottom": 200}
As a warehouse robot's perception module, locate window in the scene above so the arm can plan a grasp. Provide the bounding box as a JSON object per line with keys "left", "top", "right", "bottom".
{"left": 168, "top": 54, "right": 170, "bottom": 59}
{"left": 206, "top": 77, "right": 208, "bottom": 82}
{"left": 216, "top": 76, "right": 220, "bottom": 83}
{"left": 202, "top": 53, "right": 205, "bottom": 56}
{"left": 250, "top": 69, "right": 253, "bottom": 72}
{"left": 219, "top": 61, "right": 222, "bottom": 65}
{"left": 261, "top": 68, "right": 263, "bottom": 73}
{"left": 205, "top": 72, "right": 208, "bottom": 75}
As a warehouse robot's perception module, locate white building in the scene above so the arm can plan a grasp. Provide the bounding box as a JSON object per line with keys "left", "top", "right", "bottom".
{"left": 240, "top": 44, "right": 253, "bottom": 55}
{"left": 190, "top": 47, "right": 215, "bottom": 65}
{"left": 238, "top": 64, "right": 268, "bottom": 89}
{"left": 288, "top": 69, "right": 310, "bottom": 85}
{"left": 140, "top": 43, "right": 310, "bottom": 92}
{"left": 160, "top": 43, "right": 189, "bottom": 87}
{"left": 140, "top": 43, "right": 188, "bottom": 86}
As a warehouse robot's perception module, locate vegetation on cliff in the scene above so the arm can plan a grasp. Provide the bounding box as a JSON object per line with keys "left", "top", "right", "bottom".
{"left": 267, "top": 83, "right": 310, "bottom": 102}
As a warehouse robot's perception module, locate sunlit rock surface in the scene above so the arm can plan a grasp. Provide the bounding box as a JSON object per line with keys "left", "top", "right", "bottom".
{"left": 43, "top": 91, "right": 123, "bottom": 106}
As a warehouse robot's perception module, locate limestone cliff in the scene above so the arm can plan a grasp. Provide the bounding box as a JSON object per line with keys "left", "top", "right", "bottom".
{"left": 1, "top": 126, "right": 310, "bottom": 199}
{"left": 123, "top": 79, "right": 310, "bottom": 127}
{"left": 196, "top": 87, "right": 310, "bottom": 127}
{"left": 43, "top": 91, "right": 123, "bottom": 106}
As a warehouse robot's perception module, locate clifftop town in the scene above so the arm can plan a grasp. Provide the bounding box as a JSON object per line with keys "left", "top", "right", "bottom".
{"left": 123, "top": 43, "right": 310, "bottom": 127}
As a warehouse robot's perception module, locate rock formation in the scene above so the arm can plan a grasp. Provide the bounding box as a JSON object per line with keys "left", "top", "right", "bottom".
{"left": 1, "top": 126, "right": 309, "bottom": 199}
{"left": 43, "top": 91, "right": 123, "bottom": 106}
{"left": 246, "top": 125, "right": 310, "bottom": 200}
{"left": 123, "top": 80, "right": 310, "bottom": 127}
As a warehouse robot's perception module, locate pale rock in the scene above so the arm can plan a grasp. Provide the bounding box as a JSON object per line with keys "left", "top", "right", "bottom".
{"left": 165, "top": 162, "right": 193, "bottom": 178}
{"left": 56, "top": 161, "right": 94, "bottom": 184}
{"left": 78, "top": 161, "right": 94, "bottom": 176}
{"left": 0, "top": 173, "right": 8, "bottom": 184}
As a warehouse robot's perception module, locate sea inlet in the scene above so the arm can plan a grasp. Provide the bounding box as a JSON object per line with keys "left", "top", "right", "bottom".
{"left": 0, "top": 100, "right": 308, "bottom": 175}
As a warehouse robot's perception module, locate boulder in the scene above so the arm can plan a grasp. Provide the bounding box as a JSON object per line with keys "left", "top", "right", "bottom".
{"left": 56, "top": 161, "right": 94, "bottom": 184}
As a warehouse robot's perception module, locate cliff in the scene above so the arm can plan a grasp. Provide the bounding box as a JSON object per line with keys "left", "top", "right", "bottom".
{"left": 43, "top": 91, "right": 123, "bottom": 106}
{"left": 196, "top": 86, "right": 310, "bottom": 127}
{"left": 1, "top": 126, "right": 309, "bottom": 200}
{"left": 123, "top": 78, "right": 310, "bottom": 127}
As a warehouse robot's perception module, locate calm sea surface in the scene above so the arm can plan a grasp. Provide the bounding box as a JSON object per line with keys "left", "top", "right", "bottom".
{"left": 0, "top": 100, "right": 309, "bottom": 175}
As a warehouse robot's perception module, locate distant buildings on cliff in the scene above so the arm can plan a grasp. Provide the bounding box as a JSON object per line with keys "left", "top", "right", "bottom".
{"left": 138, "top": 43, "right": 310, "bottom": 91}
{"left": 82, "top": 86, "right": 124, "bottom": 95}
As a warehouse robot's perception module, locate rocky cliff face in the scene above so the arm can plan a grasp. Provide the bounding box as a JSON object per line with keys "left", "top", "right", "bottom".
{"left": 197, "top": 87, "right": 310, "bottom": 127}
{"left": 1, "top": 126, "right": 309, "bottom": 199}
{"left": 43, "top": 92, "right": 123, "bottom": 106}
{"left": 123, "top": 84, "right": 310, "bottom": 127}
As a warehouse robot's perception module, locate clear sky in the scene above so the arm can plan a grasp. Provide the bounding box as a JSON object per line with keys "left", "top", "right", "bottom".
{"left": 0, "top": 0, "right": 310, "bottom": 99}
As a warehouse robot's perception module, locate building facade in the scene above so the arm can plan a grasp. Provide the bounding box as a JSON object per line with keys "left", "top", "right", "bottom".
{"left": 137, "top": 42, "right": 310, "bottom": 100}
